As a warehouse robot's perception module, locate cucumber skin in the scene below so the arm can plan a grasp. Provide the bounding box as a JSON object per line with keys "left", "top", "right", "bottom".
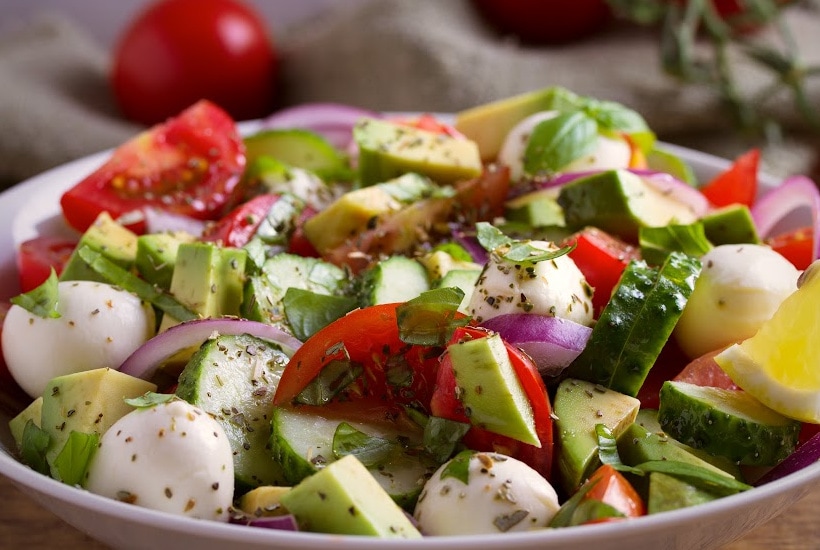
{"left": 657, "top": 381, "right": 801, "bottom": 467}
{"left": 565, "top": 252, "right": 701, "bottom": 397}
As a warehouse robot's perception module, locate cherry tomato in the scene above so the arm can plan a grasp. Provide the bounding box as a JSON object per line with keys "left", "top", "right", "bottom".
{"left": 581, "top": 464, "right": 645, "bottom": 522}
{"left": 60, "top": 100, "right": 246, "bottom": 235}
{"left": 431, "top": 326, "right": 554, "bottom": 479}
{"left": 698, "top": 148, "right": 759, "bottom": 208}
{"left": 471, "top": 0, "right": 613, "bottom": 44}
{"left": 564, "top": 227, "right": 641, "bottom": 317}
{"left": 201, "top": 193, "right": 280, "bottom": 248}
{"left": 287, "top": 206, "right": 321, "bottom": 258}
{"left": 273, "top": 303, "right": 445, "bottom": 413}
{"left": 767, "top": 226, "right": 813, "bottom": 270}
{"left": 391, "top": 114, "right": 464, "bottom": 138}
{"left": 16, "top": 236, "right": 78, "bottom": 292}
{"left": 112, "top": 0, "right": 278, "bottom": 126}
{"left": 673, "top": 347, "right": 740, "bottom": 390}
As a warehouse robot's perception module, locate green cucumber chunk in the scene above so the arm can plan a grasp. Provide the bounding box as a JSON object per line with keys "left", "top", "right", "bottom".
{"left": 360, "top": 255, "right": 430, "bottom": 306}
{"left": 565, "top": 252, "right": 702, "bottom": 397}
{"left": 658, "top": 380, "right": 801, "bottom": 466}
{"left": 243, "top": 128, "right": 351, "bottom": 181}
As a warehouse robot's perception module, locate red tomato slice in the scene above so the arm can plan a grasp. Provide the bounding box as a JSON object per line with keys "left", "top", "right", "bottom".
{"left": 673, "top": 347, "right": 740, "bottom": 390}
{"left": 273, "top": 303, "right": 443, "bottom": 413}
{"left": 287, "top": 206, "right": 320, "bottom": 258}
{"left": 431, "top": 325, "right": 554, "bottom": 479}
{"left": 201, "top": 193, "right": 279, "bottom": 248}
{"left": 16, "top": 235, "right": 78, "bottom": 292}
{"left": 392, "top": 113, "right": 464, "bottom": 138}
{"left": 565, "top": 227, "right": 640, "bottom": 317}
{"left": 581, "top": 464, "right": 645, "bottom": 522}
{"left": 60, "top": 100, "right": 245, "bottom": 235}
{"left": 767, "top": 226, "right": 813, "bottom": 270}
{"left": 698, "top": 148, "right": 759, "bottom": 208}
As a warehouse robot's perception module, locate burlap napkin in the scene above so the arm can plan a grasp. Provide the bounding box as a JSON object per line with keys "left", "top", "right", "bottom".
{"left": 1, "top": 0, "right": 818, "bottom": 190}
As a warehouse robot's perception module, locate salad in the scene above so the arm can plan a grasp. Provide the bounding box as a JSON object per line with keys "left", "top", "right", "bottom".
{"left": 2, "top": 86, "right": 819, "bottom": 538}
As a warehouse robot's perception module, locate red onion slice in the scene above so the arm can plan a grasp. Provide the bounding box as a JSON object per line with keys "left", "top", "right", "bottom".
{"left": 230, "top": 513, "right": 299, "bottom": 531}
{"left": 261, "top": 103, "right": 383, "bottom": 150}
{"left": 751, "top": 175, "right": 820, "bottom": 261}
{"left": 119, "top": 318, "right": 303, "bottom": 381}
{"left": 480, "top": 313, "right": 592, "bottom": 377}
{"left": 755, "top": 431, "right": 820, "bottom": 486}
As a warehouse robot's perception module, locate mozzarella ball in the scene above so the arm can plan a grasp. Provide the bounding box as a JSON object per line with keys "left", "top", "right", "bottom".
{"left": 2, "top": 281, "right": 156, "bottom": 398}
{"left": 468, "top": 240, "right": 594, "bottom": 326}
{"left": 414, "top": 451, "right": 559, "bottom": 536}
{"left": 674, "top": 244, "right": 800, "bottom": 359}
{"left": 498, "top": 111, "right": 632, "bottom": 182}
{"left": 85, "top": 399, "right": 234, "bottom": 521}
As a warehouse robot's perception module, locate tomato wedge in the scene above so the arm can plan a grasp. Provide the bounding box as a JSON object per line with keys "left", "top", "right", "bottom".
{"left": 273, "top": 303, "right": 443, "bottom": 413}
{"left": 431, "top": 325, "right": 554, "bottom": 479}
{"left": 16, "top": 235, "right": 78, "bottom": 292}
{"left": 767, "top": 226, "right": 813, "bottom": 270}
{"left": 201, "top": 193, "right": 279, "bottom": 248}
{"left": 580, "top": 464, "right": 645, "bottom": 523}
{"left": 60, "top": 100, "right": 245, "bottom": 234}
{"left": 698, "top": 148, "right": 759, "bottom": 208}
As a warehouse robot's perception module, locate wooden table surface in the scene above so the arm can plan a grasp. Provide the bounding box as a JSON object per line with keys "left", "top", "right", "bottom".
{"left": 1, "top": 473, "right": 818, "bottom": 549}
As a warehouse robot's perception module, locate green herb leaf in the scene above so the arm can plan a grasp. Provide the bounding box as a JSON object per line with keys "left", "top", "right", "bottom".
{"left": 10, "top": 268, "right": 61, "bottom": 319}
{"left": 124, "top": 392, "right": 176, "bottom": 409}
{"left": 294, "top": 343, "right": 363, "bottom": 406}
{"left": 283, "top": 287, "right": 358, "bottom": 342}
{"left": 596, "top": 424, "right": 644, "bottom": 475}
{"left": 19, "top": 420, "right": 51, "bottom": 475}
{"left": 54, "top": 431, "right": 99, "bottom": 486}
{"left": 476, "top": 221, "right": 512, "bottom": 251}
{"left": 396, "top": 287, "right": 469, "bottom": 346}
{"left": 423, "top": 416, "right": 470, "bottom": 463}
{"left": 431, "top": 242, "right": 474, "bottom": 263}
{"left": 332, "top": 422, "right": 398, "bottom": 467}
{"left": 549, "top": 479, "right": 599, "bottom": 528}
{"left": 477, "top": 221, "right": 575, "bottom": 263}
{"left": 440, "top": 449, "right": 474, "bottom": 485}
{"left": 77, "top": 246, "right": 198, "bottom": 322}
{"left": 636, "top": 460, "right": 752, "bottom": 496}
{"left": 639, "top": 223, "right": 713, "bottom": 265}
{"left": 524, "top": 111, "right": 598, "bottom": 176}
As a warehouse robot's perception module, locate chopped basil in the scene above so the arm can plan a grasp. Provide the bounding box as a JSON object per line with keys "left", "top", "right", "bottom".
{"left": 524, "top": 111, "right": 599, "bottom": 177}
{"left": 19, "top": 420, "right": 51, "bottom": 475}
{"left": 440, "top": 449, "right": 474, "bottom": 485}
{"left": 76, "top": 246, "right": 198, "bottom": 322}
{"left": 396, "top": 287, "right": 469, "bottom": 346}
{"left": 635, "top": 460, "right": 752, "bottom": 496}
{"left": 124, "top": 391, "right": 176, "bottom": 409}
{"left": 476, "top": 222, "right": 575, "bottom": 263}
{"left": 548, "top": 479, "right": 598, "bottom": 528}
{"left": 423, "top": 416, "right": 470, "bottom": 463}
{"left": 639, "top": 222, "right": 713, "bottom": 265}
{"left": 294, "top": 343, "right": 363, "bottom": 406}
{"left": 283, "top": 287, "right": 358, "bottom": 341}
{"left": 331, "top": 422, "right": 398, "bottom": 467}
{"left": 10, "top": 268, "right": 61, "bottom": 319}
{"left": 53, "top": 431, "right": 99, "bottom": 487}
{"left": 596, "top": 424, "right": 644, "bottom": 475}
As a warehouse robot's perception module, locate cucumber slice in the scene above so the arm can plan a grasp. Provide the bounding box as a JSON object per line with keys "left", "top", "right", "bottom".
{"left": 565, "top": 252, "right": 701, "bottom": 397}
{"left": 658, "top": 380, "right": 801, "bottom": 466}
{"left": 175, "top": 334, "right": 290, "bottom": 490}
{"left": 270, "top": 406, "right": 438, "bottom": 510}
{"left": 360, "top": 256, "right": 430, "bottom": 306}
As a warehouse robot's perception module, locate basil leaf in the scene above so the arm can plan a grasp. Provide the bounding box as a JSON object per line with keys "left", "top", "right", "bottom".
{"left": 549, "top": 479, "right": 599, "bottom": 527}
{"left": 332, "top": 422, "right": 397, "bottom": 467}
{"left": 502, "top": 241, "right": 576, "bottom": 263}
{"left": 423, "top": 416, "right": 470, "bottom": 463}
{"left": 476, "top": 221, "right": 512, "bottom": 251}
{"left": 254, "top": 194, "right": 302, "bottom": 247}
{"left": 19, "top": 420, "right": 51, "bottom": 475}
{"left": 10, "top": 268, "right": 61, "bottom": 319}
{"left": 639, "top": 223, "right": 713, "bottom": 265}
{"left": 524, "top": 111, "right": 598, "bottom": 176}
{"left": 636, "top": 460, "right": 752, "bottom": 496}
{"left": 294, "top": 343, "right": 363, "bottom": 406}
{"left": 568, "top": 499, "right": 626, "bottom": 526}
{"left": 283, "top": 287, "right": 358, "bottom": 341}
{"left": 125, "top": 392, "right": 176, "bottom": 409}
{"left": 440, "top": 449, "right": 474, "bottom": 485}
{"left": 586, "top": 98, "right": 652, "bottom": 136}
{"left": 596, "top": 424, "right": 644, "bottom": 475}
{"left": 396, "top": 287, "right": 468, "bottom": 346}
{"left": 77, "top": 246, "right": 198, "bottom": 322}
{"left": 54, "top": 431, "right": 99, "bottom": 486}
{"left": 541, "top": 86, "right": 586, "bottom": 112}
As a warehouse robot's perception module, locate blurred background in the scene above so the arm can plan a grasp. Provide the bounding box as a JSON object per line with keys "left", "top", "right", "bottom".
{"left": 0, "top": 0, "right": 818, "bottom": 186}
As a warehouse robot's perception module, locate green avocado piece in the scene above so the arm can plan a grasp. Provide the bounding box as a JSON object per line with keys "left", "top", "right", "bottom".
{"left": 8, "top": 396, "right": 43, "bottom": 451}
{"left": 647, "top": 471, "right": 722, "bottom": 514}
{"left": 557, "top": 169, "right": 701, "bottom": 241}
{"left": 354, "top": 118, "right": 482, "bottom": 187}
{"left": 280, "top": 454, "right": 422, "bottom": 538}
{"left": 448, "top": 332, "right": 539, "bottom": 446}
{"left": 504, "top": 188, "right": 566, "bottom": 227}
{"left": 645, "top": 147, "right": 697, "bottom": 186}
{"left": 553, "top": 378, "right": 640, "bottom": 494}
{"left": 700, "top": 204, "right": 761, "bottom": 245}
{"left": 243, "top": 128, "right": 351, "bottom": 181}
{"left": 160, "top": 242, "right": 247, "bottom": 330}
{"left": 59, "top": 212, "right": 137, "bottom": 283}
{"left": 39, "top": 368, "right": 156, "bottom": 481}
{"left": 135, "top": 231, "right": 196, "bottom": 290}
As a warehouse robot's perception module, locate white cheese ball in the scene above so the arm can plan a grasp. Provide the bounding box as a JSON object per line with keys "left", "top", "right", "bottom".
{"left": 414, "top": 451, "right": 559, "bottom": 536}
{"left": 2, "top": 281, "right": 156, "bottom": 398}
{"left": 498, "top": 111, "right": 632, "bottom": 182}
{"left": 674, "top": 244, "right": 800, "bottom": 359}
{"left": 85, "top": 399, "right": 234, "bottom": 521}
{"left": 468, "top": 240, "right": 594, "bottom": 326}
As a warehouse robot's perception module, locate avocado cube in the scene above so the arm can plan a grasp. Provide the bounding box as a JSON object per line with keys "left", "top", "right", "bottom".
{"left": 60, "top": 212, "right": 137, "bottom": 282}
{"left": 8, "top": 396, "right": 43, "bottom": 450}
{"left": 135, "top": 231, "right": 196, "bottom": 290}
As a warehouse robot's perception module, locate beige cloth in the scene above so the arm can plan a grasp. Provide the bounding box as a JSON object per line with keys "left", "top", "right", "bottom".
{"left": 1, "top": 1, "right": 818, "bottom": 188}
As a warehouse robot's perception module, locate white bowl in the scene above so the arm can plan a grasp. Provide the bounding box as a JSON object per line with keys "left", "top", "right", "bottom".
{"left": 0, "top": 140, "right": 817, "bottom": 550}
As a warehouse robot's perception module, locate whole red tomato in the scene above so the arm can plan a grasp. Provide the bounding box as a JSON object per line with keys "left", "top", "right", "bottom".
{"left": 471, "top": 0, "right": 613, "bottom": 44}
{"left": 111, "top": 0, "right": 278, "bottom": 126}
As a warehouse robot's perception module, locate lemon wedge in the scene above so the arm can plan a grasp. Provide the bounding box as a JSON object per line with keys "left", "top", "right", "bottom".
{"left": 715, "top": 261, "right": 820, "bottom": 423}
